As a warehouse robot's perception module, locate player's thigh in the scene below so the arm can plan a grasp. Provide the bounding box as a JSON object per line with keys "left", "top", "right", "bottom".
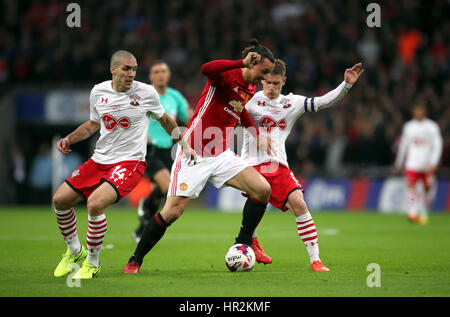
{"left": 159, "top": 195, "right": 190, "bottom": 225}
{"left": 285, "top": 189, "right": 308, "bottom": 217}
{"left": 225, "top": 166, "right": 271, "bottom": 202}
{"left": 153, "top": 168, "right": 171, "bottom": 194}
{"left": 53, "top": 182, "right": 85, "bottom": 210}
{"left": 86, "top": 182, "right": 118, "bottom": 216}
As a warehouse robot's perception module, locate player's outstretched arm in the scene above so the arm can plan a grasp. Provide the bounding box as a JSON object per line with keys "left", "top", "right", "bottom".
{"left": 157, "top": 112, "right": 197, "bottom": 165}
{"left": 304, "top": 63, "right": 364, "bottom": 113}
{"left": 56, "top": 120, "right": 100, "bottom": 155}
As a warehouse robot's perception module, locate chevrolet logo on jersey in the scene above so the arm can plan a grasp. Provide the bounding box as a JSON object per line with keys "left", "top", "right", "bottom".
{"left": 228, "top": 100, "right": 244, "bottom": 112}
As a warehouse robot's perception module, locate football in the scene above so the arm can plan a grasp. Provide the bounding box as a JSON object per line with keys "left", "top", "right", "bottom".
{"left": 225, "top": 243, "right": 255, "bottom": 272}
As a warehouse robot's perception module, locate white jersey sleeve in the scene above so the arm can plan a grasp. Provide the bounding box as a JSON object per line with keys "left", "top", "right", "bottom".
{"left": 135, "top": 83, "right": 165, "bottom": 120}
{"left": 299, "top": 81, "right": 353, "bottom": 114}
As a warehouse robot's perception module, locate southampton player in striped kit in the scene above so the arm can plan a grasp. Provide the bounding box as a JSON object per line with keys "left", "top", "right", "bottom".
{"left": 123, "top": 39, "right": 276, "bottom": 273}
{"left": 395, "top": 104, "right": 443, "bottom": 225}
{"left": 52, "top": 50, "right": 196, "bottom": 279}
{"left": 239, "top": 59, "right": 364, "bottom": 271}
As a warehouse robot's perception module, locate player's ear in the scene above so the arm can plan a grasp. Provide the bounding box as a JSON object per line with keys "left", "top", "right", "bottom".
{"left": 110, "top": 66, "right": 115, "bottom": 76}
{"left": 282, "top": 77, "right": 287, "bottom": 86}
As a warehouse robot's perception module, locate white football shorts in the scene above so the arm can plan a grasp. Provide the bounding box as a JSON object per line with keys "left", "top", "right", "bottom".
{"left": 168, "top": 146, "right": 249, "bottom": 199}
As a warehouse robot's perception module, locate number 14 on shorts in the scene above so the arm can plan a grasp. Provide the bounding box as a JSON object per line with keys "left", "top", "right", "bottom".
{"left": 110, "top": 166, "right": 127, "bottom": 182}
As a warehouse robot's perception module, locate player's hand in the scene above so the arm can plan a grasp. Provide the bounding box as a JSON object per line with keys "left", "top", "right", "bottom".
{"left": 243, "top": 52, "right": 261, "bottom": 69}
{"left": 56, "top": 137, "right": 71, "bottom": 155}
{"left": 181, "top": 142, "right": 197, "bottom": 166}
{"left": 256, "top": 134, "right": 276, "bottom": 156}
{"left": 427, "top": 165, "right": 437, "bottom": 175}
{"left": 344, "top": 63, "right": 364, "bottom": 85}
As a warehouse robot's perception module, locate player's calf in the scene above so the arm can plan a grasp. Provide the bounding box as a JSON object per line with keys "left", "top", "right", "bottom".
{"left": 287, "top": 191, "right": 329, "bottom": 271}
{"left": 159, "top": 196, "right": 189, "bottom": 225}
{"left": 235, "top": 198, "right": 268, "bottom": 246}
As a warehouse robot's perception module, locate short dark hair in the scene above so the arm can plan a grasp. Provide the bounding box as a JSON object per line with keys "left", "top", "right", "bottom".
{"left": 270, "top": 59, "right": 286, "bottom": 76}
{"left": 241, "top": 39, "right": 275, "bottom": 63}
{"left": 149, "top": 60, "right": 170, "bottom": 73}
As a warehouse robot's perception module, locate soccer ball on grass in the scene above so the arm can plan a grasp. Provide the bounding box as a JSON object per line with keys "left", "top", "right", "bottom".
{"left": 225, "top": 243, "right": 255, "bottom": 272}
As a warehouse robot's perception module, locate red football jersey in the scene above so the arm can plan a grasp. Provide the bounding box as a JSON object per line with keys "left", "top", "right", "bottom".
{"left": 184, "top": 60, "right": 257, "bottom": 157}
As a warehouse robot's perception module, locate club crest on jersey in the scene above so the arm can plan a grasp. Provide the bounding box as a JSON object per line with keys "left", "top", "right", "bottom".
{"left": 228, "top": 100, "right": 244, "bottom": 113}
{"left": 180, "top": 183, "right": 188, "bottom": 191}
{"left": 70, "top": 169, "right": 80, "bottom": 179}
{"left": 280, "top": 98, "right": 291, "bottom": 109}
{"left": 129, "top": 93, "right": 141, "bottom": 106}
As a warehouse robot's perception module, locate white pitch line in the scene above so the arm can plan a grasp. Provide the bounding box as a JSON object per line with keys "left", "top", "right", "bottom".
{"left": 320, "top": 228, "right": 340, "bottom": 236}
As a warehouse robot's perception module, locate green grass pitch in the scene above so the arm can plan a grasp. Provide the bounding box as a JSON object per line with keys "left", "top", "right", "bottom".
{"left": 0, "top": 206, "right": 449, "bottom": 297}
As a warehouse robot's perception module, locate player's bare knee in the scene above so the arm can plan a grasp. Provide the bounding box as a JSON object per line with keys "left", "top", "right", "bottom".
{"left": 53, "top": 192, "right": 70, "bottom": 211}
{"left": 291, "top": 195, "right": 309, "bottom": 216}
{"left": 263, "top": 182, "right": 272, "bottom": 201}
{"left": 255, "top": 182, "right": 271, "bottom": 203}
{"left": 86, "top": 198, "right": 104, "bottom": 215}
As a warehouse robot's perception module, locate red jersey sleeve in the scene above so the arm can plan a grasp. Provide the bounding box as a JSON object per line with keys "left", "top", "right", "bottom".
{"left": 201, "top": 60, "right": 244, "bottom": 85}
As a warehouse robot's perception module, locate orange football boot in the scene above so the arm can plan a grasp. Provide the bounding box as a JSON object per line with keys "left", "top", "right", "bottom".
{"left": 251, "top": 237, "right": 272, "bottom": 264}
{"left": 311, "top": 260, "right": 330, "bottom": 272}
{"left": 123, "top": 260, "right": 140, "bottom": 274}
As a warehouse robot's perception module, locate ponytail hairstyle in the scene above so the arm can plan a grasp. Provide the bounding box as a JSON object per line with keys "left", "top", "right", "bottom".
{"left": 241, "top": 38, "right": 275, "bottom": 63}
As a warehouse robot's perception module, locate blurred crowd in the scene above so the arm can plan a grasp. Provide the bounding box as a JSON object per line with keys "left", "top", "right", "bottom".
{"left": 2, "top": 0, "right": 450, "bottom": 178}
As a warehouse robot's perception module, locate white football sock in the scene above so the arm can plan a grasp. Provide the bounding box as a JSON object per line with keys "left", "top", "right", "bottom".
{"left": 296, "top": 212, "right": 320, "bottom": 264}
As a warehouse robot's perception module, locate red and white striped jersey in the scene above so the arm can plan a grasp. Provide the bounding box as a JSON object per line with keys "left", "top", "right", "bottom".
{"left": 89, "top": 80, "right": 165, "bottom": 164}
{"left": 184, "top": 60, "right": 257, "bottom": 157}
{"left": 242, "top": 81, "right": 352, "bottom": 168}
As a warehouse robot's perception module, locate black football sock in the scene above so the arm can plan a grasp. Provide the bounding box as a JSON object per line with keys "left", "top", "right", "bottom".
{"left": 129, "top": 213, "right": 168, "bottom": 266}
{"left": 143, "top": 186, "right": 164, "bottom": 220}
{"left": 235, "top": 198, "right": 268, "bottom": 246}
